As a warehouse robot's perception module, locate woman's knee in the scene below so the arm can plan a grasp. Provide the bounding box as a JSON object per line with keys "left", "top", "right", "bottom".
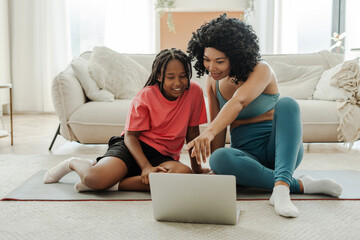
{"left": 275, "top": 97, "right": 300, "bottom": 115}
{"left": 209, "top": 148, "right": 238, "bottom": 173}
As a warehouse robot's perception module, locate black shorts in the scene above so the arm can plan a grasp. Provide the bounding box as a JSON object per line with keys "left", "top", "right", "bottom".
{"left": 96, "top": 136, "right": 176, "bottom": 178}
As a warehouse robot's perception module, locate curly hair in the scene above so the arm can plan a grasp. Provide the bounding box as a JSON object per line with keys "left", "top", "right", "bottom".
{"left": 144, "top": 48, "right": 192, "bottom": 92}
{"left": 187, "top": 14, "right": 260, "bottom": 83}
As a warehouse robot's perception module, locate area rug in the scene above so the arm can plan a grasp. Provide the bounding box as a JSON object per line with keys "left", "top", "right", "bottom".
{"left": 2, "top": 169, "right": 360, "bottom": 201}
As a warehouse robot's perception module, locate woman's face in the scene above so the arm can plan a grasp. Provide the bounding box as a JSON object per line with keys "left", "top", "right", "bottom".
{"left": 203, "top": 47, "right": 231, "bottom": 80}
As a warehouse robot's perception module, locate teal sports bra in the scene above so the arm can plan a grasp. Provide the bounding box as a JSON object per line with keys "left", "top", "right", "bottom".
{"left": 216, "top": 80, "right": 280, "bottom": 120}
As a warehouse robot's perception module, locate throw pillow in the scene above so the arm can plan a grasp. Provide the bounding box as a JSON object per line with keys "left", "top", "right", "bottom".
{"left": 269, "top": 61, "right": 324, "bottom": 99}
{"left": 313, "top": 60, "right": 356, "bottom": 101}
{"left": 89, "top": 46, "right": 150, "bottom": 99}
{"left": 71, "top": 57, "right": 115, "bottom": 102}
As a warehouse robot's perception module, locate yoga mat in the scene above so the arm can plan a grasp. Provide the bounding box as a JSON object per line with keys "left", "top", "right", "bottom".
{"left": 2, "top": 170, "right": 360, "bottom": 201}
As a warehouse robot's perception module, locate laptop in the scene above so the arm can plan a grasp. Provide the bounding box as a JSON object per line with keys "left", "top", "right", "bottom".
{"left": 149, "top": 173, "right": 241, "bottom": 225}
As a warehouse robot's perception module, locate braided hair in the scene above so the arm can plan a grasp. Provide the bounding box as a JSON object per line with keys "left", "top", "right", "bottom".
{"left": 187, "top": 14, "right": 260, "bottom": 84}
{"left": 144, "top": 48, "right": 192, "bottom": 92}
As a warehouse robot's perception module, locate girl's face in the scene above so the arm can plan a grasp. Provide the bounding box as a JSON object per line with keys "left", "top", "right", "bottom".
{"left": 203, "top": 47, "right": 231, "bottom": 80}
{"left": 158, "top": 59, "right": 188, "bottom": 101}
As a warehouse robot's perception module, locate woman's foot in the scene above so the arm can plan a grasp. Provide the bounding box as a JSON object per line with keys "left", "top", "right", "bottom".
{"left": 298, "top": 175, "right": 342, "bottom": 197}
{"left": 269, "top": 185, "right": 299, "bottom": 218}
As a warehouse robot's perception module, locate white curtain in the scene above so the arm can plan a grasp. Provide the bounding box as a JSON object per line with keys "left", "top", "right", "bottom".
{"left": 9, "top": 0, "right": 71, "bottom": 112}
{"left": 252, "top": 0, "right": 334, "bottom": 55}
{"left": 104, "top": 0, "right": 155, "bottom": 54}
{"left": 251, "top": 0, "right": 297, "bottom": 54}
{"left": 0, "top": 0, "right": 11, "bottom": 112}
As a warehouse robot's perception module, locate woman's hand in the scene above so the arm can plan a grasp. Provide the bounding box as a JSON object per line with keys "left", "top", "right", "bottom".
{"left": 141, "top": 166, "right": 168, "bottom": 185}
{"left": 185, "top": 130, "right": 215, "bottom": 165}
{"left": 192, "top": 167, "right": 212, "bottom": 174}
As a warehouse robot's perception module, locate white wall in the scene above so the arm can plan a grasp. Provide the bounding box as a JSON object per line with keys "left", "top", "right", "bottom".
{"left": 155, "top": 0, "right": 247, "bottom": 51}
{"left": 0, "top": 0, "right": 11, "bottom": 113}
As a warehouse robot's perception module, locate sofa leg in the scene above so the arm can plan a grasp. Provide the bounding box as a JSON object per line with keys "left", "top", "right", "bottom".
{"left": 49, "top": 124, "right": 60, "bottom": 151}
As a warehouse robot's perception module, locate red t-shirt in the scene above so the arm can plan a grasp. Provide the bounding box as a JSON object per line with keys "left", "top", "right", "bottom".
{"left": 125, "top": 81, "right": 207, "bottom": 160}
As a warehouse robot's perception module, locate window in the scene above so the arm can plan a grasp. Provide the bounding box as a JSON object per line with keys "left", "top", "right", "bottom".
{"left": 273, "top": 0, "right": 333, "bottom": 54}
{"left": 344, "top": 0, "right": 360, "bottom": 59}
{"left": 67, "top": 0, "right": 156, "bottom": 58}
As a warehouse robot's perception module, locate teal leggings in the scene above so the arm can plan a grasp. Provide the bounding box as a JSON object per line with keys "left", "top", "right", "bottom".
{"left": 209, "top": 97, "right": 303, "bottom": 193}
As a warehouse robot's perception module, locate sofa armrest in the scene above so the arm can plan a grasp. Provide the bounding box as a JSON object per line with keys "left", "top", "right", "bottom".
{"left": 52, "top": 67, "right": 87, "bottom": 141}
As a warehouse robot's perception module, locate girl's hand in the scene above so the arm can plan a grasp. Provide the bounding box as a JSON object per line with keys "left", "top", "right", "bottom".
{"left": 185, "top": 131, "right": 215, "bottom": 165}
{"left": 141, "top": 166, "right": 168, "bottom": 184}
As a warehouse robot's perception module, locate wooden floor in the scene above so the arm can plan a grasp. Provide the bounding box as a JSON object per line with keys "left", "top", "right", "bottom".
{"left": 0, "top": 113, "right": 359, "bottom": 155}
{"left": 0, "top": 113, "right": 107, "bottom": 155}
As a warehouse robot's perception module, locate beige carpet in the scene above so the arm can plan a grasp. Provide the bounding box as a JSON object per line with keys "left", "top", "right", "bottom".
{"left": 1, "top": 152, "right": 360, "bottom": 239}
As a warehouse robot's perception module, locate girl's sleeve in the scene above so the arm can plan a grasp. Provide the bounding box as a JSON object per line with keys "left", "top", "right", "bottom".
{"left": 188, "top": 84, "right": 208, "bottom": 127}
{"left": 125, "top": 94, "right": 150, "bottom": 131}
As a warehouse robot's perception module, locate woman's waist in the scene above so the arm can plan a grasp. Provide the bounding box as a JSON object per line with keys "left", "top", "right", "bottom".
{"left": 230, "top": 109, "right": 274, "bottom": 131}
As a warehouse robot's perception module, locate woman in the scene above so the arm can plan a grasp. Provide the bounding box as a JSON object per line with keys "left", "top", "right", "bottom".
{"left": 186, "top": 14, "right": 342, "bottom": 218}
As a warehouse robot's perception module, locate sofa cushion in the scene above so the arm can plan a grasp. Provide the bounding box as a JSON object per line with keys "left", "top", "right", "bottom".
{"left": 68, "top": 100, "right": 132, "bottom": 143}
{"left": 89, "top": 46, "right": 149, "bottom": 99}
{"left": 263, "top": 50, "right": 343, "bottom": 70}
{"left": 269, "top": 61, "right": 323, "bottom": 99}
{"left": 71, "top": 57, "right": 115, "bottom": 102}
{"left": 313, "top": 60, "right": 355, "bottom": 101}
{"left": 297, "top": 99, "right": 339, "bottom": 142}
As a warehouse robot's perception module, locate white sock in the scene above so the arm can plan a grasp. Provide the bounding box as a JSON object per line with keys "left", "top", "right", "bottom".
{"left": 269, "top": 185, "right": 299, "bottom": 218}
{"left": 74, "top": 182, "right": 119, "bottom": 192}
{"left": 299, "top": 175, "right": 343, "bottom": 197}
{"left": 43, "top": 157, "right": 78, "bottom": 183}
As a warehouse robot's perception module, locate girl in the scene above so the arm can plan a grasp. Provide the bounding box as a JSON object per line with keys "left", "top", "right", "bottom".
{"left": 44, "top": 48, "right": 209, "bottom": 192}
{"left": 186, "top": 14, "right": 342, "bottom": 218}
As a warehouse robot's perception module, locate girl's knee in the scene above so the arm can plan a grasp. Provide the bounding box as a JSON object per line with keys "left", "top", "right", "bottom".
{"left": 82, "top": 169, "right": 111, "bottom": 190}
{"left": 168, "top": 163, "right": 193, "bottom": 174}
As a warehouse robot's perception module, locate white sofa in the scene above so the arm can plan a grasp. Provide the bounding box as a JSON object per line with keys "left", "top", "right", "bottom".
{"left": 51, "top": 49, "right": 346, "bottom": 148}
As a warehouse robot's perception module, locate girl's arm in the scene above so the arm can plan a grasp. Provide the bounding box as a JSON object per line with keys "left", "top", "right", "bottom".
{"left": 186, "top": 62, "right": 274, "bottom": 163}
{"left": 124, "top": 131, "right": 167, "bottom": 184}
{"left": 186, "top": 125, "right": 211, "bottom": 173}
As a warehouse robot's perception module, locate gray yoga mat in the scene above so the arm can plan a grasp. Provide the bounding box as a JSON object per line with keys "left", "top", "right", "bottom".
{"left": 2, "top": 170, "right": 360, "bottom": 201}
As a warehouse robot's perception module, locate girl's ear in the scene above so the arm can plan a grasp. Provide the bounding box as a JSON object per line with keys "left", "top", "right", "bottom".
{"left": 157, "top": 74, "right": 162, "bottom": 82}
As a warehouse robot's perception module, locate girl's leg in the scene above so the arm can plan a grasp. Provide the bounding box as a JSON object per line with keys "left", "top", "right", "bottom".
{"left": 118, "top": 161, "right": 192, "bottom": 191}
{"left": 44, "top": 157, "right": 95, "bottom": 184}
{"left": 44, "top": 156, "right": 128, "bottom": 191}
{"left": 72, "top": 156, "right": 127, "bottom": 190}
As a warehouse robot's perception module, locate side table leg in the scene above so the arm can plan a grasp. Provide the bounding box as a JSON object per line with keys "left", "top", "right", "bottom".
{"left": 10, "top": 88, "right": 13, "bottom": 145}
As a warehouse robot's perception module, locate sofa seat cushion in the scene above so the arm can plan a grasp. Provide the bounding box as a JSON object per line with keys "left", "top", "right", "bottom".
{"left": 297, "top": 99, "right": 339, "bottom": 142}
{"left": 68, "top": 100, "right": 132, "bottom": 143}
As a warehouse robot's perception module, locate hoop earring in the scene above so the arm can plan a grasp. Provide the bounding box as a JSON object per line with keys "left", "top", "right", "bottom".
{"left": 230, "top": 76, "right": 239, "bottom": 84}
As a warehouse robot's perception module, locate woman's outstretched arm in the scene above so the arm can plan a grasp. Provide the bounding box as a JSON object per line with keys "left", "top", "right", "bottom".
{"left": 186, "top": 125, "right": 211, "bottom": 173}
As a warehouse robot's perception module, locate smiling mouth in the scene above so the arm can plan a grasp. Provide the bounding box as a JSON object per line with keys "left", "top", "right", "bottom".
{"left": 211, "top": 73, "right": 221, "bottom": 78}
